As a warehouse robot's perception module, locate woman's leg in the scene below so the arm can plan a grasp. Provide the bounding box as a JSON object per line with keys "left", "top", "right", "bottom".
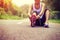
{"left": 40, "top": 9, "right": 49, "bottom": 27}
{"left": 45, "top": 10, "right": 50, "bottom": 25}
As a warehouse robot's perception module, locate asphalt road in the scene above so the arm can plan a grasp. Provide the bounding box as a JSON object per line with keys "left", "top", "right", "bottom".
{"left": 0, "top": 19, "right": 60, "bottom": 40}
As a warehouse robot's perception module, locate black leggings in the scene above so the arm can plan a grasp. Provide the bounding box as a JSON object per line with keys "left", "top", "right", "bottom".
{"left": 35, "top": 9, "right": 47, "bottom": 26}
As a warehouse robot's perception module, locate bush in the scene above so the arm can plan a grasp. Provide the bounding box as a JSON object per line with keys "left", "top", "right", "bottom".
{"left": 0, "top": 14, "right": 21, "bottom": 20}
{"left": 49, "top": 19, "right": 60, "bottom": 23}
{"left": 50, "top": 11, "right": 60, "bottom": 19}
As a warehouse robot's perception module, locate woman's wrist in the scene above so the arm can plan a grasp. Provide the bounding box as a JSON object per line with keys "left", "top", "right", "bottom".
{"left": 38, "top": 15, "right": 40, "bottom": 17}
{"left": 29, "top": 15, "right": 31, "bottom": 17}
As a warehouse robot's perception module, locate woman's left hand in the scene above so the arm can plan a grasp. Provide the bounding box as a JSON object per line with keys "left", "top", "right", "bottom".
{"left": 36, "top": 15, "right": 40, "bottom": 19}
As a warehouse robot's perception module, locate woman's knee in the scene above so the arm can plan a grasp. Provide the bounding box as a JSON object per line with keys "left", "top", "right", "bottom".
{"left": 45, "top": 9, "right": 50, "bottom": 14}
{"left": 29, "top": 12, "right": 36, "bottom": 19}
{"left": 32, "top": 12, "right": 37, "bottom": 16}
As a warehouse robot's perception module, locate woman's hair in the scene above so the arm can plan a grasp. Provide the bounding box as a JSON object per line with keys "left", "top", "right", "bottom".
{"left": 34, "top": 0, "right": 40, "bottom": 4}
{"left": 34, "top": 0, "right": 40, "bottom": 2}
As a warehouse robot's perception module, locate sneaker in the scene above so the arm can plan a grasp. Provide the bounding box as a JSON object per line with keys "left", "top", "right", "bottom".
{"left": 44, "top": 24, "right": 49, "bottom": 28}
{"left": 30, "top": 15, "right": 36, "bottom": 27}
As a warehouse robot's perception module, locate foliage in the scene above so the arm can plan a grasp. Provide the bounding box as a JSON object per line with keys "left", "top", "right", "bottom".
{"left": 49, "top": 19, "right": 60, "bottom": 23}
{"left": 50, "top": 11, "right": 60, "bottom": 19}
{"left": 0, "top": 13, "right": 21, "bottom": 20}
{"left": 0, "top": 7, "right": 21, "bottom": 20}
{"left": 46, "top": 0, "right": 60, "bottom": 11}
{"left": 44, "top": 0, "right": 60, "bottom": 19}
{"left": 11, "top": 4, "right": 29, "bottom": 18}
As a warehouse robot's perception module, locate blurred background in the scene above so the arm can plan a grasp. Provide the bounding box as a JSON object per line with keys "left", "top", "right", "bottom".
{"left": 0, "top": 0, "right": 60, "bottom": 23}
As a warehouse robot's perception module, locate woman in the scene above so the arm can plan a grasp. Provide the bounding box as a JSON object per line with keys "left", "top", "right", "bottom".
{"left": 28, "top": 0, "right": 49, "bottom": 27}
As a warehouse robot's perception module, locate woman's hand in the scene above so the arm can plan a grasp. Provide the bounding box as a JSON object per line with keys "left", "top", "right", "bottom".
{"left": 29, "top": 15, "right": 31, "bottom": 18}
{"left": 36, "top": 15, "right": 40, "bottom": 19}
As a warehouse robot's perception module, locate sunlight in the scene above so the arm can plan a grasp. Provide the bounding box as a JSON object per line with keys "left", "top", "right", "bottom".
{"left": 12, "top": 0, "right": 34, "bottom": 6}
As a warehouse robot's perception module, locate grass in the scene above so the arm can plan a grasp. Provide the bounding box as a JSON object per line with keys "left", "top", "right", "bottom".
{"left": 49, "top": 19, "right": 60, "bottom": 23}
{"left": 0, "top": 14, "right": 24, "bottom": 20}
{"left": 0, "top": 14, "right": 60, "bottom": 23}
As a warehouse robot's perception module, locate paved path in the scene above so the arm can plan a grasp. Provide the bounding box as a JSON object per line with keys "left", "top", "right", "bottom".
{"left": 0, "top": 19, "right": 60, "bottom": 40}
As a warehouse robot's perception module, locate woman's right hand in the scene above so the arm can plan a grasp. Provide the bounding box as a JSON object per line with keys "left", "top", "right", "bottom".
{"left": 28, "top": 15, "right": 31, "bottom": 18}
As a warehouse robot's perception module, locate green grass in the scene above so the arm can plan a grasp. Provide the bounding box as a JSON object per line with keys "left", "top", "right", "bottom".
{"left": 49, "top": 19, "right": 60, "bottom": 23}
{"left": 0, "top": 14, "right": 23, "bottom": 20}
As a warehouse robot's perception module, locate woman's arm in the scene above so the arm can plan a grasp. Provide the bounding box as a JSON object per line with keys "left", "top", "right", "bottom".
{"left": 28, "top": 5, "right": 33, "bottom": 17}
{"left": 37, "top": 3, "right": 45, "bottom": 18}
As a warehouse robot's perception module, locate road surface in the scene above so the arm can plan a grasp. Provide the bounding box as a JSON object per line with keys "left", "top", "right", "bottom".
{"left": 0, "top": 18, "right": 60, "bottom": 40}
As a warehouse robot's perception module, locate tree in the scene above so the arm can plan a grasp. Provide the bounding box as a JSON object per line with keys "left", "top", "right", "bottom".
{"left": 45, "top": 0, "right": 60, "bottom": 19}
{"left": 52, "top": 0, "right": 60, "bottom": 11}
